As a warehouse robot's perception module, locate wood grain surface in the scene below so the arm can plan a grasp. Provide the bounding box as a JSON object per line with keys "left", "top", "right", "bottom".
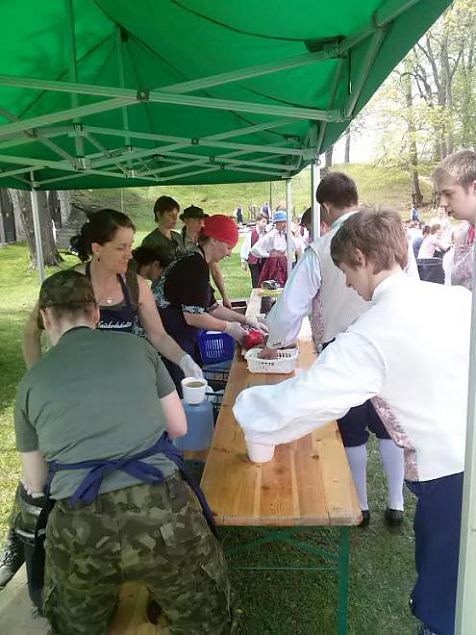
{"left": 201, "top": 289, "right": 362, "bottom": 527}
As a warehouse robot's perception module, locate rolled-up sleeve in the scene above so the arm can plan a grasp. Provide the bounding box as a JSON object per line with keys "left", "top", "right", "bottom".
{"left": 232, "top": 331, "right": 386, "bottom": 445}
{"left": 266, "top": 248, "right": 321, "bottom": 348}
{"left": 250, "top": 232, "right": 273, "bottom": 259}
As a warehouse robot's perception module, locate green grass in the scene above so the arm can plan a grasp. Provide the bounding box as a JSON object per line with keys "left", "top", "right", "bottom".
{"left": 0, "top": 238, "right": 418, "bottom": 634}
{"left": 75, "top": 162, "right": 435, "bottom": 231}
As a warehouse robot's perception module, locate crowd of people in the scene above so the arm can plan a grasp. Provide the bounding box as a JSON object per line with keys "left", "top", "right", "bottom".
{"left": 1, "top": 149, "right": 475, "bottom": 634}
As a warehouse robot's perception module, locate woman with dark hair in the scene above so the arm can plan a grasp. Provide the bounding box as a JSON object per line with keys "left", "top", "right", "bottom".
{"left": 132, "top": 245, "right": 169, "bottom": 282}
{"left": 23, "top": 208, "right": 202, "bottom": 378}
{"left": 153, "top": 214, "right": 267, "bottom": 391}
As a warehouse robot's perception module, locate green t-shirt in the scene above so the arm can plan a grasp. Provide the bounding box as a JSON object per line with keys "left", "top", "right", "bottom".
{"left": 141, "top": 228, "right": 183, "bottom": 265}
{"left": 15, "top": 327, "right": 177, "bottom": 500}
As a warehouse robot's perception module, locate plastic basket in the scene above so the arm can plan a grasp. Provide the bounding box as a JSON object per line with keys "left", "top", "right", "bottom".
{"left": 198, "top": 330, "right": 235, "bottom": 365}
{"left": 203, "top": 359, "right": 231, "bottom": 391}
{"left": 245, "top": 348, "right": 298, "bottom": 374}
{"left": 205, "top": 388, "right": 224, "bottom": 423}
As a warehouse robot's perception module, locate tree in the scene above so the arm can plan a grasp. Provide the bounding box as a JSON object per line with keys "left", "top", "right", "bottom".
{"left": 402, "top": 59, "right": 423, "bottom": 206}
{"left": 9, "top": 188, "right": 63, "bottom": 268}
{"left": 324, "top": 145, "right": 334, "bottom": 167}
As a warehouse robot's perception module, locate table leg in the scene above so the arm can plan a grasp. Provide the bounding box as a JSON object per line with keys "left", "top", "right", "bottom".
{"left": 337, "top": 527, "right": 350, "bottom": 635}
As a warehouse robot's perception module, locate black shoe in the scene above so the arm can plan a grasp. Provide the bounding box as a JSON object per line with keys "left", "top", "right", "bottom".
{"left": 359, "top": 510, "right": 370, "bottom": 527}
{"left": 384, "top": 508, "right": 404, "bottom": 527}
{"left": 0, "top": 529, "right": 25, "bottom": 589}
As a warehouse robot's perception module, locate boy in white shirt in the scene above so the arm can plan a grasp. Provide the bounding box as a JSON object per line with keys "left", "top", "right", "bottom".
{"left": 234, "top": 208, "right": 470, "bottom": 635}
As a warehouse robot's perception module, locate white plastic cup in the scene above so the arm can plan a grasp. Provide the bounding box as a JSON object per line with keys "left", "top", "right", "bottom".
{"left": 245, "top": 438, "right": 275, "bottom": 463}
{"left": 181, "top": 377, "right": 208, "bottom": 404}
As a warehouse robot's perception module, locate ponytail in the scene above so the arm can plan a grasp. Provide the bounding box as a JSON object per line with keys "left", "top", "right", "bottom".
{"left": 70, "top": 209, "right": 135, "bottom": 262}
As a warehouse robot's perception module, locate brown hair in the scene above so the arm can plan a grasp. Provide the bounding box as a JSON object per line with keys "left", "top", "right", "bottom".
{"left": 330, "top": 206, "right": 408, "bottom": 273}
{"left": 316, "top": 172, "right": 358, "bottom": 209}
{"left": 153, "top": 195, "right": 179, "bottom": 221}
{"left": 430, "top": 224, "right": 441, "bottom": 235}
{"left": 432, "top": 149, "right": 476, "bottom": 189}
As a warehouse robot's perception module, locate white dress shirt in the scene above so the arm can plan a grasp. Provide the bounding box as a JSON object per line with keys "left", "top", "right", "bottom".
{"left": 234, "top": 273, "right": 470, "bottom": 482}
{"left": 266, "top": 212, "right": 419, "bottom": 349}
{"left": 250, "top": 228, "right": 300, "bottom": 259}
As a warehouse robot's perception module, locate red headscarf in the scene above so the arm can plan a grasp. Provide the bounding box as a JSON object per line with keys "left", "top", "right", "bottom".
{"left": 201, "top": 214, "right": 239, "bottom": 248}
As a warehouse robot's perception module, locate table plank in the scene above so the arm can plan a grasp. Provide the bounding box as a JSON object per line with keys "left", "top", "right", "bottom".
{"left": 201, "top": 315, "right": 362, "bottom": 527}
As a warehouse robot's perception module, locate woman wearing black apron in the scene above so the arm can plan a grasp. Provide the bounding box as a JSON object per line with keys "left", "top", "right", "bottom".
{"left": 0, "top": 209, "right": 203, "bottom": 599}
{"left": 153, "top": 214, "right": 267, "bottom": 392}
{"left": 23, "top": 209, "right": 202, "bottom": 377}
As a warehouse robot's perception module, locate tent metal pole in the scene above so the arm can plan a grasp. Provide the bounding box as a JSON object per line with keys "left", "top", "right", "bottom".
{"left": 30, "top": 172, "right": 45, "bottom": 283}
{"left": 311, "top": 160, "right": 321, "bottom": 240}
{"left": 65, "top": 0, "right": 84, "bottom": 157}
{"left": 286, "top": 179, "right": 293, "bottom": 278}
{"left": 455, "top": 251, "right": 476, "bottom": 634}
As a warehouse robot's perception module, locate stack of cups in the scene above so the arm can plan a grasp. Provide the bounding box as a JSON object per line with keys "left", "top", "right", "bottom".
{"left": 245, "top": 438, "right": 275, "bottom": 463}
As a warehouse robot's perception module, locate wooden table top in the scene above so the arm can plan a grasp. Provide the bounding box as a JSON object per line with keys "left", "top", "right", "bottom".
{"left": 201, "top": 290, "right": 362, "bottom": 527}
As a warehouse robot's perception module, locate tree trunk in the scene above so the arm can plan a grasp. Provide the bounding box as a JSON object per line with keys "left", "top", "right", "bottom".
{"left": 325, "top": 145, "right": 334, "bottom": 167}
{"left": 403, "top": 66, "right": 423, "bottom": 207}
{"left": 344, "top": 129, "right": 350, "bottom": 164}
{"left": 58, "top": 190, "right": 71, "bottom": 225}
{"left": 0, "top": 189, "right": 17, "bottom": 243}
{"left": 10, "top": 189, "right": 63, "bottom": 268}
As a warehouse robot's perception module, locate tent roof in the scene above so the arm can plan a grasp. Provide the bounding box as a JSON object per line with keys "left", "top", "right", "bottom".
{"left": 0, "top": 0, "right": 451, "bottom": 190}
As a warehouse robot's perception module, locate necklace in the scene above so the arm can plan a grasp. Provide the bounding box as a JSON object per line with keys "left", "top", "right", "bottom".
{"left": 106, "top": 297, "right": 113, "bottom": 305}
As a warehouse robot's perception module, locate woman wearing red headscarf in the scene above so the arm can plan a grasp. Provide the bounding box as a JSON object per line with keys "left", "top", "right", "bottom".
{"left": 152, "top": 215, "right": 267, "bottom": 390}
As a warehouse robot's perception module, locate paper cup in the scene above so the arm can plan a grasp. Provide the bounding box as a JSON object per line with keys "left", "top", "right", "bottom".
{"left": 245, "top": 438, "right": 275, "bottom": 463}
{"left": 181, "top": 377, "right": 208, "bottom": 404}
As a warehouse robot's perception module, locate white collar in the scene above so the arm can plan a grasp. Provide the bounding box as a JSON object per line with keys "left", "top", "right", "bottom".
{"left": 330, "top": 209, "right": 359, "bottom": 231}
{"left": 371, "top": 270, "right": 406, "bottom": 302}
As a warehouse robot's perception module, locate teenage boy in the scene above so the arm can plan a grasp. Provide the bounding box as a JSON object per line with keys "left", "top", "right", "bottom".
{"left": 432, "top": 149, "right": 476, "bottom": 290}
{"left": 234, "top": 207, "right": 470, "bottom": 635}
{"left": 260, "top": 173, "right": 414, "bottom": 527}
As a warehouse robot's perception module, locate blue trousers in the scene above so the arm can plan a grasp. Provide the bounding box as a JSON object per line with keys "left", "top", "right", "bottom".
{"left": 407, "top": 472, "right": 463, "bottom": 635}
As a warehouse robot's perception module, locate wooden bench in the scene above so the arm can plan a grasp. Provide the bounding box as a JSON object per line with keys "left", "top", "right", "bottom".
{"left": 200, "top": 289, "right": 361, "bottom": 633}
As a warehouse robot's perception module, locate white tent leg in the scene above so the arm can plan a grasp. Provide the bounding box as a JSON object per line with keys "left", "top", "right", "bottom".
{"left": 311, "top": 160, "right": 321, "bottom": 240}
{"left": 286, "top": 178, "right": 293, "bottom": 278}
{"left": 30, "top": 178, "right": 45, "bottom": 283}
{"left": 455, "top": 252, "right": 476, "bottom": 634}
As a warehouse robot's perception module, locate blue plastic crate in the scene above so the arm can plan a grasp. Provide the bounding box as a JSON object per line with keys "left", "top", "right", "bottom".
{"left": 198, "top": 330, "right": 235, "bottom": 365}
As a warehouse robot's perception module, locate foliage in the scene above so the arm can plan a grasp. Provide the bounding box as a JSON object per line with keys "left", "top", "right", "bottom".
{"left": 366, "top": 0, "right": 476, "bottom": 168}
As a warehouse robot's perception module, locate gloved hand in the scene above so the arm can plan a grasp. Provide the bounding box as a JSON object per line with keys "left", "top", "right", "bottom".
{"left": 224, "top": 321, "right": 248, "bottom": 343}
{"left": 246, "top": 316, "right": 269, "bottom": 334}
{"left": 179, "top": 354, "right": 203, "bottom": 379}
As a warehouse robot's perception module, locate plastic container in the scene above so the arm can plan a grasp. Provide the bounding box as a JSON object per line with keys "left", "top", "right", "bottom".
{"left": 198, "top": 330, "right": 235, "bottom": 365}
{"left": 245, "top": 438, "right": 275, "bottom": 463}
{"left": 245, "top": 348, "right": 299, "bottom": 374}
{"left": 181, "top": 377, "right": 208, "bottom": 404}
{"left": 203, "top": 359, "right": 232, "bottom": 391}
{"left": 174, "top": 399, "right": 215, "bottom": 452}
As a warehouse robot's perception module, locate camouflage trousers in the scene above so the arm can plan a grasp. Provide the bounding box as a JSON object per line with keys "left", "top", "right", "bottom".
{"left": 43, "top": 472, "right": 233, "bottom": 635}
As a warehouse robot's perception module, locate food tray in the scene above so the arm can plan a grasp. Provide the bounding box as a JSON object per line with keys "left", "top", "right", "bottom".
{"left": 244, "top": 348, "right": 298, "bottom": 374}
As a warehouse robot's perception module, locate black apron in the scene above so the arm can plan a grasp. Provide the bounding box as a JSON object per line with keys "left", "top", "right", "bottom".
{"left": 85, "top": 262, "right": 137, "bottom": 332}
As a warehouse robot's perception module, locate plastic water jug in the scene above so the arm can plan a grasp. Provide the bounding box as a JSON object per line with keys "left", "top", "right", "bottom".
{"left": 174, "top": 399, "right": 215, "bottom": 451}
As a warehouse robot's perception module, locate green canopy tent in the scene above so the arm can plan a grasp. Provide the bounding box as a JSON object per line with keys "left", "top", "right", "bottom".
{"left": 0, "top": 0, "right": 452, "bottom": 279}
{"left": 5, "top": 3, "right": 476, "bottom": 634}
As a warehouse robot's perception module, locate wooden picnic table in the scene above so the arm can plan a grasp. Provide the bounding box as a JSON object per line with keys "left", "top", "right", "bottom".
{"left": 200, "top": 288, "right": 361, "bottom": 633}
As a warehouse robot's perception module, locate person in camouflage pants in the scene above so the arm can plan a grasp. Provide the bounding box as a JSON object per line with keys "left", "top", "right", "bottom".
{"left": 43, "top": 473, "right": 233, "bottom": 634}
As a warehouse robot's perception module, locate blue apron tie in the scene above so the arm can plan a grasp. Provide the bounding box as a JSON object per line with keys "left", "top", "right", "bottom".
{"left": 31, "top": 433, "right": 218, "bottom": 594}
{"left": 45, "top": 432, "right": 217, "bottom": 536}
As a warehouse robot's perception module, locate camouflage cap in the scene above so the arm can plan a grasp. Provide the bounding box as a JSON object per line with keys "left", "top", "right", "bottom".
{"left": 39, "top": 270, "right": 96, "bottom": 309}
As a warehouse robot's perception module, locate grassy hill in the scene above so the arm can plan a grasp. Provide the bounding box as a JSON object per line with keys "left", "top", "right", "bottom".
{"left": 73, "top": 163, "right": 435, "bottom": 230}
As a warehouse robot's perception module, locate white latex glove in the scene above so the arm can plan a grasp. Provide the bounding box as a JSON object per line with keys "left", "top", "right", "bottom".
{"left": 179, "top": 354, "right": 203, "bottom": 379}
{"left": 224, "top": 321, "right": 248, "bottom": 343}
{"left": 246, "top": 316, "right": 269, "bottom": 334}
